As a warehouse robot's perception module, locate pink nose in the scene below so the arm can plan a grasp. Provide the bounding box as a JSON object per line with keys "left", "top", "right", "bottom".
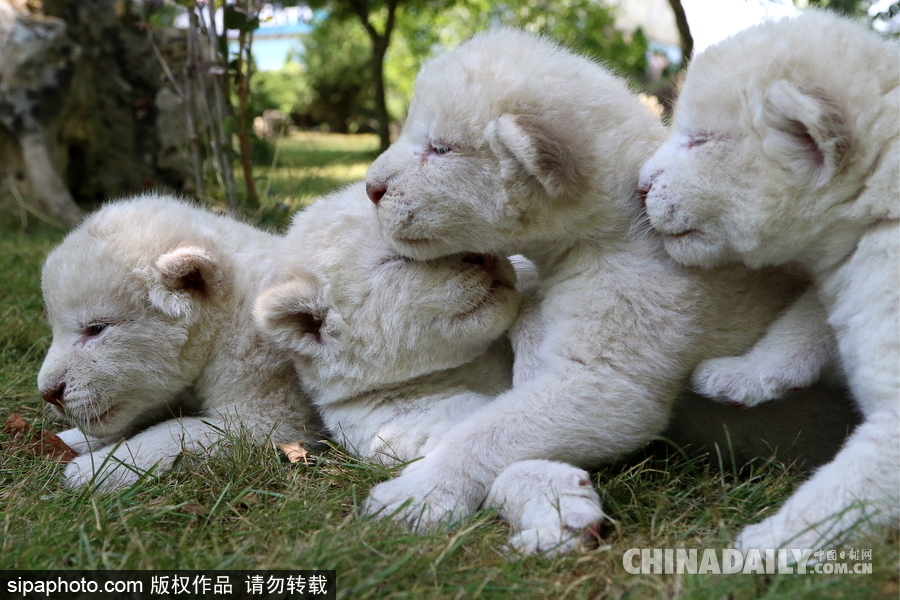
{"left": 366, "top": 183, "right": 387, "bottom": 205}
{"left": 42, "top": 382, "right": 66, "bottom": 407}
{"left": 637, "top": 183, "right": 651, "bottom": 204}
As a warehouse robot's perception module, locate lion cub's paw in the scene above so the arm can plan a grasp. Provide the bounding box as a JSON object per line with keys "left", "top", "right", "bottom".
{"left": 488, "top": 460, "right": 604, "bottom": 557}
{"left": 692, "top": 356, "right": 803, "bottom": 407}
{"left": 64, "top": 448, "right": 147, "bottom": 491}
{"left": 506, "top": 501, "right": 604, "bottom": 557}
{"left": 735, "top": 516, "right": 822, "bottom": 560}
{"left": 365, "top": 461, "right": 481, "bottom": 532}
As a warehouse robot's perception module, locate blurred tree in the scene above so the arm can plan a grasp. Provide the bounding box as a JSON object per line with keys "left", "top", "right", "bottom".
{"left": 144, "top": 0, "right": 287, "bottom": 211}
{"left": 144, "top": 0, "right": 244, "bottom": 211}
{"left": 870, "top": 1, "right": 900, "bottom": 33}
{"left": 498, "top": 0, "right": 649, "bottom": 79}
{"left": 302, "top": 16, "right": 377, "bottom": 133}
{"left": 307, "top": 0, "right": 434, "bottom": 152}
{"left": 797, "top": 0, "right": 899, "bottom": 33}
{"left": 0, "top": 0, "right": 202, "bottom": 229}
{"left": 667, "top": 0, "right": 693, "bottom": 65}
{"left": 385, "top": 0, "right": 649, "bottom": 116}
{"left": 264, "top": 2, "right": 651, "bottom": 148}
{"left": 802, "top": 0, "right": 867, "bottom": 14}
{"left": 226, "top": 1, "right": 266, "bottom": 208}
{"left": 252, "top": 62, "right": 312, "bottom": 122}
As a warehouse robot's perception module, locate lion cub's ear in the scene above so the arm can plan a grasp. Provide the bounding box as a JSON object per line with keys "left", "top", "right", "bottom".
{"left": 758, "top": 80, "right": 851, "bottom": 188}
{"left": 150, "top": 246, "right": 224, "bottom": 321}
{"left": 253, "top": 277, "right": 326, "bottom": 351}
{"left": 486, "top": 114, "right": 581, "bottom": 198}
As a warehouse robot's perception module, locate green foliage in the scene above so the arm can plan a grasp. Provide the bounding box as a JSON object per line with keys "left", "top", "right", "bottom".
{"left": 301, "top": 16, "right": 378, "bottom": 133}
{"left": 222, "top": 3, "right": 261, "bottom": 32}
{"left": 254, "top": 1, "right": 650, "bottom": 131}
{"left": 251, "top": 62, "right": 313, "bottom": 121}
{"left": 383, "top": 1, "right": 486, "bottom": 112}
{"left": 800, "top": 0, "right": 869, "bottom": 15}
{"left": 385, "top": 0, "right": 649, "bottom": 117}
{"left": 490, "top": 0, "right": 649, "bottom": 79}
{"left": 138, "top": 0, "right": 181, "bottom": 28}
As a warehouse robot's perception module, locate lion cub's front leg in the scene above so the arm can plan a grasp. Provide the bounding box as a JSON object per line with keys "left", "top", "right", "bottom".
{"left": 64, "top": 416, "right": 227, "bottom": 491}
{"left": 56, "top": 428, "right": 105, "bottom": 456}
{"left": 692, "top": 290, "right": 838, "bottom": 406}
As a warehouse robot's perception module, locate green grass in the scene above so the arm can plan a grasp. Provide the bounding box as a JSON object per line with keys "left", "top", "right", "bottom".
{"left": 251, "top": 131, "right": 379, "bottom": 216}
{"left": 1, "top": 133, "right": 897, "bottom": 598}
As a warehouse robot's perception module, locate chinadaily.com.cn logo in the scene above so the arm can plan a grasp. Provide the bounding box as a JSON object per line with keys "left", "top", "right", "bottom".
{"left": 622, "top": 547, "right": 874, "bottom": 575}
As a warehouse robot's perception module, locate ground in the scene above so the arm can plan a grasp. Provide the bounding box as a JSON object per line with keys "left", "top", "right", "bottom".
{"left": 0, "top": 133, "right": 896, "bottom": 598}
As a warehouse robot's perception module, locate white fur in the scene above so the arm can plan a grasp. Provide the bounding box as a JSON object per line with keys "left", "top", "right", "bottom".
{"left": 253, "top": 184, "right": 519, "bottom": 463}
{"left": 38, "top": 195, "right": 319, "bottom": 491}
{"left": 254, "top": 183, "right": 602, "bottom": 555}
{"left": 486, "top": 459, "right": 605, "bottom": 556}
{"left": 639, "top": 11, "right": 899, "bottom": 551}
{"left": 362, "top": 29, "right": 823, "bottom": 535}
{"left": 692, "top": 289, "right": 839, "bottom": 406}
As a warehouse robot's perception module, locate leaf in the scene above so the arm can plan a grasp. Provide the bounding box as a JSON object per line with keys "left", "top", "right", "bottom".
{"left": 3, "top": 412, "right": 30, "bottom": 438}
{"left": 222, "top": 115, "right": 239, "bottom": 135}
{"left": 2, "top": 413, "right": 77, "bottom": 462}
{"left": 179, "top": 503, "right": 209, "bottom": 516}
{"left": 276, "top": 440, "right": 311, "bottom": 465}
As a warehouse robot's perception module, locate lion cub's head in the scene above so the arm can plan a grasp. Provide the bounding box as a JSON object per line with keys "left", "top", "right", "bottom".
{"left": 365, "top": 28, "right": 662, "bottom": 261}
{"left": 254, "top": 184, "right": 522, "bottom": 404}
{"left": 639, "top": 11, "right": 898, "bottom": 270}
{"left": 38, "top": 196, "right": 230, "bottom": 440}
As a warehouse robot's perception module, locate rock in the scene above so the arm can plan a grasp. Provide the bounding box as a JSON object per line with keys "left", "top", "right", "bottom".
{"left": 0, "top": 0, "right": 195, "bottom": 229}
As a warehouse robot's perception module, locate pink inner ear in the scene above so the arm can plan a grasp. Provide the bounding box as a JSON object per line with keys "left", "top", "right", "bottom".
{"left": 785, "top": 119, "right": 825, "bottom": 167}
{"left": 178, "top": 268, "right": 208, "bottom": 297}
{"left": 294, "top": 312, "right": 323, "bottom": 342}
{"left": 157, "top": 247, "right": 220, "bottom": 298}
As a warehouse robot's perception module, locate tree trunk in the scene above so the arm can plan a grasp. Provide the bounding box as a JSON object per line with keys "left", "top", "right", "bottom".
{"left": 0, "top": 2, "right": 81, "bottom": 227}
{"left": 371, "top": 37, "right": 391, "bottom": 153}
{"left": 349, "top": 0, "right": 398, "bottom": 154}
{"left": 667, "top": 0, "right": 694, "bottom": 67}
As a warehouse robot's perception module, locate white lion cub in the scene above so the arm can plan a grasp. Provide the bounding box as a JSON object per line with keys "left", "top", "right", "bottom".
{"left": 362, "top": 28, "right": 813, "bottom": 533}
{"left": 254, "top": 184, "right": 520, "bottom": 462}
{"left": 38, "top": 195, "right": 320, "bottom": 491}
{"left": 254, "top": 183, "right": 605, "bottom": 555}
{"left": 639, "top": 11, "right": 898, "bottom": 551}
